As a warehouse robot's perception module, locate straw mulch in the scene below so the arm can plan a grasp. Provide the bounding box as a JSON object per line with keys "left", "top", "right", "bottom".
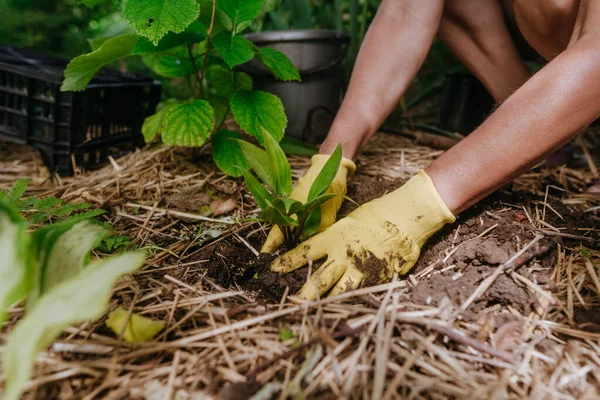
{"left": 1, "top": 128, "right": 599, "bottom": 400}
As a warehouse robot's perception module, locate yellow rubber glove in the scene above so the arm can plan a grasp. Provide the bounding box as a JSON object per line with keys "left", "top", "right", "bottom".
{"left": 260, "top": 154, "right": 356, "bottom": 253}
{"left": 271, "top": 170, "right": 455, "bottom": 299}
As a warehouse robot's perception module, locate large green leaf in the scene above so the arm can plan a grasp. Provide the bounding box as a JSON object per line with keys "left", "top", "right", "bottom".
{"left": 141, "top": 45, "right": 201, "bottom": 78}
{"left": 162, "top": 100, "right": 215, "bottom": 147}
{"left": 61, "top": 34, "right": 138, "bottom": 91}
{"left": 0, "top": 200, "right": 30, "bottom": 324}
{"left": 230, "top": 90, "right": 287, "bottom": 144}
{"left": 206, "top": 64, "right": 252, "bottom": 99}
{"left": 237, "top": 140, "right": 276, "bottom": 192}
{"left": 261, "top": 206, "right": 298, "bottom": 227}
{"left": 280, "top": 136, "right": 318, "bottom": 157}
{"left": 307, "top": 144, "right": 342, "bottom": 202}
{"left": 132, "top": 21, "right": 207, "bottom": 54}
{"left": 263, "top": 128, "right": 292, "bottom": 196}
{"left": 2, "top": 251, "right": 146, "bottom": 400}
{"left": 141, "top": 101, "right": 179, "bottom": 143}
{"left": 216, "top": 0, "right": 264, "bottom": 32}
{"left": 212, "top": 130, "right": 249, "bottom": 177}
{"left": 258, "top": 48, "right": 300, "bottom": 82}
{"left": 212, "top": 32, "right": 255, "bottom": 69}
{"left": 123, "top": 0, "right": 200, "bottom": 45}
{"left": 240, "top": 169, "right": 273, "bottom": 210}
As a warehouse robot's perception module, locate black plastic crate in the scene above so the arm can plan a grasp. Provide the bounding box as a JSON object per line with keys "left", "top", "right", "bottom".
{"left": 0, "top": 45, "right": 161, "bottom": 175}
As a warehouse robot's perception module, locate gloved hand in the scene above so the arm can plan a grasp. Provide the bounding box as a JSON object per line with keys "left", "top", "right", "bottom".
{"left": 271, "top": 170, "right": 455, "bottom": 299}
{"left": 260, "top": 154, "right": 357, "bottom": 253}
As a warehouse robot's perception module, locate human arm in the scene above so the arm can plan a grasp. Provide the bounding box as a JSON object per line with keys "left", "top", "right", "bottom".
{"left": 320, "top": 0, "right": 444, "bottom": 158}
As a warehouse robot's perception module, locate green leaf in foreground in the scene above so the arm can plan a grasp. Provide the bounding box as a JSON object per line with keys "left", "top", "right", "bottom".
{"left": 141, "top": 45, "right": 200, "bottom": 78}
{"left": 1, "top": 178, "right": 30, "bottom": 205}
{"left": 263, "top": 128, "right": 292, "bottom": 196}
{"left": 279, "top": 136, "right": 318, "bottom": 157}
{"left": 0, "top": 200, "right": 30, "bottom": 324}
{"left": 206, "top": 64, "right": 252, "bottom": 99}
{"left": 258, "top": 47, "right": 301, "bottom": 82}
{"left": 2, "top": 251, "right": 146, "bottom": 400}
{"left": 211, "top": 32, "right": 255, "bottom": 69}
{"left": 141, "top": 101, "right": 178, "bottom": 143}
{"left": 307, "top": 144, "right": 342, "bottom": 202}
{"left": 123, "top": 0, "right": 200, "bottom": 45}
{"left": 230, "top": 90, "right": 287, "bottom": 144}
{"left": 240, "top": 169, "right": 273, "bottom": 210}
{"left": 61, "top": 34, "right": 138, "bottom": 91}
{"left": 162, "top": 100, "right": 215, "bottom": 147}
{"left": 216, "top": 0, "right": 264, "bottom": 32}
{"left": 211, "top": 130, "right": 249, "bottom": 177}
{"left": 132, "top": 21, "right": 207, "bottom": 54}
{"left": 237, "top": 140, "right": 276, "bottom": 192}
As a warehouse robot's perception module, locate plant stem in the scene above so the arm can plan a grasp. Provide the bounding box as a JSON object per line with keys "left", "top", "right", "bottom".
{"left": 199, "top": 0, "right": 217, "bottom": 98}
{"left": 186, "top": 44, "right": 201, "bottom": 97}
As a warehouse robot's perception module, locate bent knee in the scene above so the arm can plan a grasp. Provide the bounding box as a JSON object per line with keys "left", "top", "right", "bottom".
{"left": 514, "top": 0, "right": 579, "bottom": 36}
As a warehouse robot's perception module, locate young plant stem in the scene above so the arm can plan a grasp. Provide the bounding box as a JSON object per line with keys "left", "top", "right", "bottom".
{"left": 199, "top": 0, "right": 217, "bottom": 97}
{"left": 293, "top": 211, "right": 311, "bottom": 245}
{"left": 186, "top": 44, "right": 201, "bottom": 97}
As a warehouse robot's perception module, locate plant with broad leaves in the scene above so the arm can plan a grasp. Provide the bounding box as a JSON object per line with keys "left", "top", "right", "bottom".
{"left": 64, "top": 0, "right": 302, "bottom": 177}
{"left": 238, "top": 132, "right": 350, "bottom": 248}
{"left": 0, "top": 198, "right": 147, "bottom": 400}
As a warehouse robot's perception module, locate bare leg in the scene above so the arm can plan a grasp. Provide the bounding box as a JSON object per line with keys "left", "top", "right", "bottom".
{"left": 438, "top": 0, "right": 530, "bottom": 103}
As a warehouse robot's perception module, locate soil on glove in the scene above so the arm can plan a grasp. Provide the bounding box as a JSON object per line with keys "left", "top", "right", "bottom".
{"left": 192, "top": 174, "right": 598, "bottom": 308}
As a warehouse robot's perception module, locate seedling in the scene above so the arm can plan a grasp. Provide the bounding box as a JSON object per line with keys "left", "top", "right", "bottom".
{"left": 237, "top": 130, "right": 349, "bottom": 248}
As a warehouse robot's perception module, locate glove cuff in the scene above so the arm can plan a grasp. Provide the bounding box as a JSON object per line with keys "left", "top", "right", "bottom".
{"left": 393, "top": 170, "right": 456, "bottom": 248}
{"left": 312, "top": 154, "right": 357, "bottom": 177}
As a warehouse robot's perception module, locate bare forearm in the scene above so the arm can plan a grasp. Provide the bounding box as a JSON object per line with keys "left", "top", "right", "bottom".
{"left": 427, "top": 38, "right": 600, "bottom": 214}
{"left": 321, "top": 0, "right": 443, "bottom": 158}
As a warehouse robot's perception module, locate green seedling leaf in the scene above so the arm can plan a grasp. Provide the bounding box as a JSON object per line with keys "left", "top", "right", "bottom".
{"left": 237, "top": 140, "right": 276, "bottom": 192}
{"left": 0, "top": 200, "right": 30, "bottom": 324}
{"left": 61, "top": 34, "right": 138, "bottom": 91}
{"left": 304, "top": 193, "right": 341, "bottom": 214}
{"left": 212, "top": 130, "right": 249, "bottom": 177}
{"left": 2, "top": 251, "right": 146, "bottom": 400}
{"left": 261, "top": 206, "right": 298, "bottom": 227}
{"left": 123, "top": 0, "right": 200, "bottom": 45}
{"left": 162, "top": 100, "right": 215, "bottom": 147}
{"left": 141, "top": 101, "right": 179, "bottom": 143}
{"left": 279, "top": 326, "right": 294, "bottom": 341}
{"left": 279, "top": 137, "right": 318, "bottom": 157}
{"left": 301, "top": 207, "right": 321, "bottom": 237}
{"left": 106, "top": 307, "right": 164, "bottom": 343}
{"left": 263, "top": 127, "right": 292, "bottom": 196}
{"left": 273, "top": 198, "right": 304, "bottom": 216}
{"left": 216, "top": 0, "right": 264, "bottom": 33}
{"left": 141, "top": 45, "right": 201, "bottom": 78}
{"left": 29, "top": 220, "right": 108, "bottom": 306}
{"left": 307, "top": 144, "right": 342, "bottom": 202}
{"left": 132, "top": 21, "right": 207, "bottom": 54}
{"left": 3, "top": 178, "right": 30, "bottom": 205}
{"left": 258, "top": 48, "right": 300, "bottom": 82}
{"left": 230, "top": 90, "right": 287, "bottom": 144}
{"left": 206, "top": 64, "right": 252, "bottom": 99}
{"left": 211, "top": 32, "right": 255, "bottom": 69}
{"left": 239, "top": 169, "right": 273, "bottom": 210}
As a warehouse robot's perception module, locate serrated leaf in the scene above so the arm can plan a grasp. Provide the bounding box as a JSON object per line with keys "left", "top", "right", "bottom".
{"left": 0, "top": 200, "right": 30, "bottom": 324}
{"left": 132, "top": 21, "right": 207, "bottom": 54}
{"left": 307, "top": 144, "right": 342, "bottom": 202}
{"left": 123, "top": 0, "right": 200, "bottom": 45}
{"left": 237, "top": 140, "right": 276, "bottom": 192}
{"left": 258, "top": 47, "right": 300, "bottom": 82}
{"left": 216, "top": 0, "right": 264, "bottom": 32}
{"left": 212, "top": 130, "right": 249, "bottom": 177}
{"left": 142, "top": 101, "right": 178, "bottom": 142}
{"left": 230, "top": 90, "right": 287, "bottom": 144}
{"left": 5, "top": 178, "right": 29, "bottom": 205}
{"left": 162, "top": 100, "right": 215, "bottom": 147}
{"left": 206, "top": 64, "right": 252, "bottom": 99}
{"left": 61, "top": 34, "right": 138, "bottom": 92}
{"left": 141, "top": 45, "right": 201, "bottom": 78}
{"left": 263, "top": 127, "right": 292, "bottom": 196}
{"left": 2, "top": 251, "right": 146, "bottom": 400}
{"left": 240, "top": 169, "right": 273, "bottom": 210}
{"left": 212, "top": 32, "right": 255, "bottom": 68}
{"left": 106, "top": 307, "right": 164, "bottom": 343}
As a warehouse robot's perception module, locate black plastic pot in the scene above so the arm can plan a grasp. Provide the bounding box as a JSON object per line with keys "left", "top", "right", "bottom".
{"left": 243, "top": 30, "right": 350, "bottom": 144}
{"left": 437, "top": 72, "right": 495, "bottom": 135}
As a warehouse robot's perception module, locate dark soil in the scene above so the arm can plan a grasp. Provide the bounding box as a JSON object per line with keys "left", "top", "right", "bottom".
{"left": 191, "top": 173, "right": 599, "bottom": 311}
